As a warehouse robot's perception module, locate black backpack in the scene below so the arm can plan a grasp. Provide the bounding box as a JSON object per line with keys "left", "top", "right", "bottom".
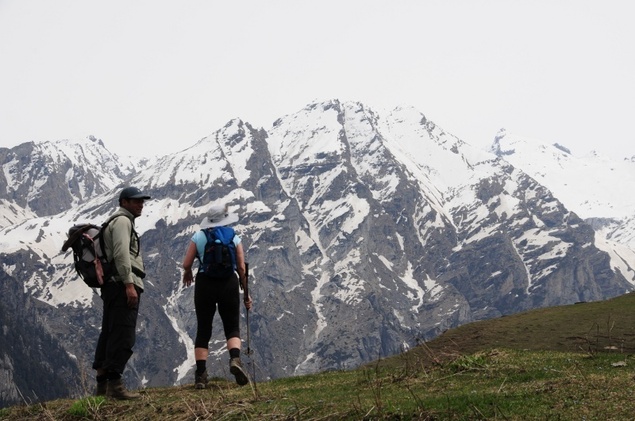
{"left": 199, "top": 226, "right": 237, "bottom": 279}
{"left": 62, "top": 216, "right": 137, "bottom": 288}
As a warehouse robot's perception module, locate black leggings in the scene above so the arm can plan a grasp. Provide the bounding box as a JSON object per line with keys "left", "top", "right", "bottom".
{"left": 194, "top": 272, "right": 240, "bottom": 348}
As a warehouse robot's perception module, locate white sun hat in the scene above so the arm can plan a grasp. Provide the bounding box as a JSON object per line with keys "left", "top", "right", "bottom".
{"left": 199, "top": 203, "right": 239, "bottom": 229}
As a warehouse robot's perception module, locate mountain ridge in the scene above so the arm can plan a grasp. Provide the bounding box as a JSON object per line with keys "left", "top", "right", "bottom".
{"left": 1, "top": 99, "right": 634, "bottom": 408}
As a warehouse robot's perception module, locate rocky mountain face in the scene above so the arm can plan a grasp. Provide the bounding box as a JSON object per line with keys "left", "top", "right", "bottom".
{"left": 488, "top": 129, "right": 635, "bottom": 286}
{"left": 1, "top": 100, "right": 633, "bottom": 408}
{"left": 0, "top": 136, "right": 141, "bottom": 218}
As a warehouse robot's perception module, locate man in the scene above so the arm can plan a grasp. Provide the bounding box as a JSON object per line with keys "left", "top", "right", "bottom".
{"left": 93, "top": 186, "right": 151, "bottom": 400}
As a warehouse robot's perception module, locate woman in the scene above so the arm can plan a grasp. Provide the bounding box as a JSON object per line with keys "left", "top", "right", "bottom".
{"left": 182, "top": 203, "right": 253, "bottom": 388}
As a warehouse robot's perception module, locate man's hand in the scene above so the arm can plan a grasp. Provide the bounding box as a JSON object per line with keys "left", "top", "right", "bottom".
{"left": 126, "top": 283, "right": 139, "bottom": 309}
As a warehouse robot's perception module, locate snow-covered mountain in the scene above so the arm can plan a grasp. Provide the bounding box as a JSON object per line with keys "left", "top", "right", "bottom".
{"left": 490, "top": 129, "right": 635, "bottom": 220}
{"left": 490, "top": 130, "right": 635, "bottom": 284}
{"left": 1, "top": 100, "right": 634, "bottom": 407}
{"left": 0, "top": 135, "right": 147, "bottom": 227}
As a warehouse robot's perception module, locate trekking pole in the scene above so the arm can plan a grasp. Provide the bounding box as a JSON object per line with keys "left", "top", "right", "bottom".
{"left": 244, "top": 262, "right": 258, "bottom": 391}
{"left": 245, "top": 262, "right": 252, "bottom": 356}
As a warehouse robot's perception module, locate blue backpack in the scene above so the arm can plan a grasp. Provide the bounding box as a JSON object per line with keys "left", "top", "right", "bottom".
{"left": 199, "top": 226, "right": 237, "bottom": 278}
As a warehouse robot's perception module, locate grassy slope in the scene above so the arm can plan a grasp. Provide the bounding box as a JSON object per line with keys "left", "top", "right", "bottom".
{"left": 4, "top": 293, "right": 635, "bottom": 420}
{"left": 394, "top": 291, "right": 635, "bottom": 368}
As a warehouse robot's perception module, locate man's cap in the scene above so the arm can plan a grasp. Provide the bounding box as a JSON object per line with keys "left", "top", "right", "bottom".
{"left": 119, "top": 187, "right": 151, "bottom": 201}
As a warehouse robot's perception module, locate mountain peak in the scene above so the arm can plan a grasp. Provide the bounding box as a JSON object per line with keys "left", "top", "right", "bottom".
{"left": 1, "top": 100, "right": 634, "bottom": 408}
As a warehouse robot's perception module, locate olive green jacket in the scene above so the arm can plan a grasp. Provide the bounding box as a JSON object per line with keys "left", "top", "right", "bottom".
{"left": 103, "top": 208, "right": 145, "bottom": 291}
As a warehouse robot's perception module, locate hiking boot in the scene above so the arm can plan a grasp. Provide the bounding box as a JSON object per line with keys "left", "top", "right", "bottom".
{"left": 95, "top": 380, "right": 108, "bottom": 396}
{"left": 229, "top": 357, "right": 249, "bottom": 386}
{"left": 106, "top": 378, "right": 140, "bottom": 400}
{"left": 194, "top": 370, "right": 208, "bottom": 389}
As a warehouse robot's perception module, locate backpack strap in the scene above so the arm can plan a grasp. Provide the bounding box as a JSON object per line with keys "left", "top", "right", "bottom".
{"left": 99, "top": 215, "right": 139, "bottom": 262}
{"left": 197, "top": 228, "right": 214, "bottom": 266}
{"left": 218, "top": 227, "right": 236, "bottom": 268}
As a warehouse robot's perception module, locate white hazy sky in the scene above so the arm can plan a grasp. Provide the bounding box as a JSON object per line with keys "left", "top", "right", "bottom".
{"left": 1, "top": 1, "right": 634, "bottom": 159}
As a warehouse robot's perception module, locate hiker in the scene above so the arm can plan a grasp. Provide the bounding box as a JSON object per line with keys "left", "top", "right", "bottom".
{"left": 182, "top": 203, "right": 253, "bottom": 389}
{"left": 93, "top": 186, "right": 151, "bottom": 400}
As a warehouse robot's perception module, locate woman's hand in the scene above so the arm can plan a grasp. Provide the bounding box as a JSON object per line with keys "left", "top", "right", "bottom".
{"left": 182, "top": 241, "right": 197, "bottom": 287}
{"left": 243, "top": 294, "right": 253, "bottom": 310}
{"left": 183, "top": 269, "right": 193, "bottom": 287}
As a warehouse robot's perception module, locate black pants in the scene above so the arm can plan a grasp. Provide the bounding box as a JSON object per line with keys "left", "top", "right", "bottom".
{"left": 194, "top": 272, "right": 240, "bottom": 348}
{"left": 93, "top": 282, "right": 141, "bottom": 374}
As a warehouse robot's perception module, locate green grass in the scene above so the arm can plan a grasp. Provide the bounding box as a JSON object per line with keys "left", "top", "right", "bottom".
{"left": 66, "top": 396, "right": 106, "bottom": 418}
{"left": 5, "top": 293, "right": 635, "bottom": 420}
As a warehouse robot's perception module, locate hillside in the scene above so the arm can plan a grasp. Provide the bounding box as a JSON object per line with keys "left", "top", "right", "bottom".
{"left": 380, "top": 291, "right": 635, "bottom": 370}
{"left": 3, "top": 102, "right": 634, "bottom": 407}
{"left": 3, "top": 293, "right": 635, "bottom": 420}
